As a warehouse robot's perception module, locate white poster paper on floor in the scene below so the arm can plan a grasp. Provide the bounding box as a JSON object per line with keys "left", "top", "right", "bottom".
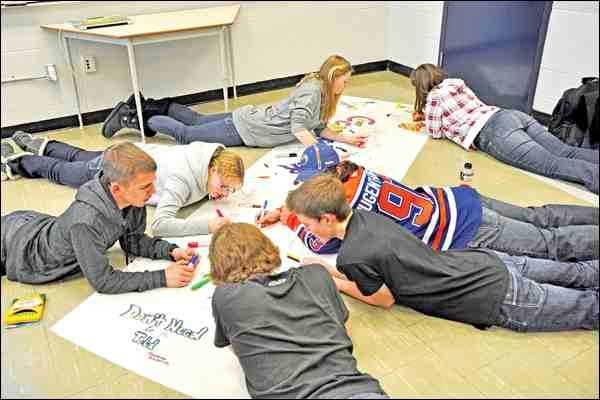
{"left": 51, "top": 236, "right": 249, "bottom": 399}
{"left": 50, "top": 95, "right": 428, "bottom": 397}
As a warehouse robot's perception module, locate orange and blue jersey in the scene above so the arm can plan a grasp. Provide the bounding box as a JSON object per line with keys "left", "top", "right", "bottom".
{"left": 286, "top": 166, "right": 482, "bottom": 254}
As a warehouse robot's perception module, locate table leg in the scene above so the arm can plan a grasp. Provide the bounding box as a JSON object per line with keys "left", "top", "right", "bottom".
{"left": 226, "top": 25, "right": 237, "bottom": 99}
{"left": 126, "top": 40, "right": 146, "bottom": 143}
{"left": 219, "top": 27, "right": 229, "bottom": 112}
{"left": 63, "top": 34, "right": 84, "bottom": 129}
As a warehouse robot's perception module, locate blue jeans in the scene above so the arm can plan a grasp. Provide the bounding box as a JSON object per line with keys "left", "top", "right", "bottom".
{"left": 468, "top": 195, "right": 599, "bottom": 261}
{"left": 475, "top": 110, "right": 599, "bottom": 193}
{"left": 494, "top": 252, "right": 598, "bottom": 332}
{"left": 9, "top": 141, "right": 102, "bottom": 188}
{"left": 147, "top": 103, "right": 244, "bottom": 146}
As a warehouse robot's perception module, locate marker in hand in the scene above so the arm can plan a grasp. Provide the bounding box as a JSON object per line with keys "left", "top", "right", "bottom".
{"left": 216, "top": 209, "right": 224, "bottom": 218}
{"left": 259, "top": 200, "right": 268, "bottom": 223}
{"left": 188, "top": 254, "right": 200, "bottom": 269}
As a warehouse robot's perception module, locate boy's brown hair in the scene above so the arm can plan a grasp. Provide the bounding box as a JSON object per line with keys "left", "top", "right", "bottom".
{"left": 209, "top": 223, "right": 281, "bottom": 285}
{"left": 286, "top": 175, "right": 351, "bottom": 221}
{"left": 102, "top": 142, "right": 156, "bottom": 185}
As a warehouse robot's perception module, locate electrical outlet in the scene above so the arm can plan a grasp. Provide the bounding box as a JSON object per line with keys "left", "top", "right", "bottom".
{"left": 45, "top": 64, "right": 57, "bottom": 81}
{"left": 81, "top": 56, "right": 96, "bottom": 73}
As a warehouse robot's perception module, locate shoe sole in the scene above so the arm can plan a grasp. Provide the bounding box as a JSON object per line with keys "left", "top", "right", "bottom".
{"left": 102, "top": 101, "right": 126, "bottom": 138}
{"left": 12, "top": 134, "right": 48, "bottom": 156}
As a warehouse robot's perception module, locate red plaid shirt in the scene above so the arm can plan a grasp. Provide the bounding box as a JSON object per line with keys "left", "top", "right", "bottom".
{"left": 425, "top": 79, "right": 498, "bottom": 150}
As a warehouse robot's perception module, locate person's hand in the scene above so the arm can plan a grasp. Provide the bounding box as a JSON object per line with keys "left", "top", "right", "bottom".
{"left": 399, "top": 122, "right": 425, "bottom": 132}
{"left": 279, "top": 206, "right": 291, "bottom": 225}
{"left": 171, "top": 247, "right": 194, "bottom": 263}
{"left": 165, "top": 260, "right": 194, "bottom": 288}
{"left": 341, "top": 132, "right": 369, "bottom": 148}
{"left": 208, "top": 217, "right": 231, "bottom": 233}
{"left": 256, "top": 209, "right": 280, "bottom": 227}
{"left": 412, "top": 111, "right": 425, "bottom": 122}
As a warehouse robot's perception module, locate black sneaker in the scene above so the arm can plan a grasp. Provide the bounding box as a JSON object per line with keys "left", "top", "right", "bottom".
{"left": 102, "top": 101, "right": 136, "bottom": 138}
{"left": 12, "top": 131, "right": 49, "bottom": 156}
{"left": 126, "top": 92, "right": 146, "bottom": 108}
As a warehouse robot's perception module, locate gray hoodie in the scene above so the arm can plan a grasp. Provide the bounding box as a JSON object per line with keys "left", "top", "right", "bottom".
{"left": 232, "top": 79, "right": 326, "bottom": 147}
{"left": 137, "top": 142, "right": 222, "bottom": 237}
{"left": 1, "top": 175, "right": 177, "bottom": 294}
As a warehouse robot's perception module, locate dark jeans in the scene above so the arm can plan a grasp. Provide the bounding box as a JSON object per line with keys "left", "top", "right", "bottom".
{"left": 148, "top": 103, "right": 244, "bottom": 146}
{"left": 468, "top": 195, "right": 599, "bottom": 261}
{"left": 9, "top": 141, "right": 102, "bottom": 188}
{"left": 494, "top": 252, "right": 598, "bottom": 332}
{"left": 475, "top": 110, "right": 599, "bottom": 194}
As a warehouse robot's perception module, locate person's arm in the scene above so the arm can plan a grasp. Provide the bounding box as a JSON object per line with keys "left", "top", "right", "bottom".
{"left": 289, "top": 90, "right": 320, "bottom": 145}
{"left": 121, "top": 208, "right": 177, "bottom": 260}
{"left": 70, "top": 223, "right": 166, "bottom": 294}
{"left": 286, "top": 213, "right": 342, "bottom": 254}
{"left": 333, "top": 277, "right": 395, "bottom": 309}
{"left": 424, "top": 92, "right": 444, "bottom": 139}
{"left": 151, "top": 178, "right": 210, "bottom": 237}
{"left": 293, "top": 129, "right": 319, "bottom": 146}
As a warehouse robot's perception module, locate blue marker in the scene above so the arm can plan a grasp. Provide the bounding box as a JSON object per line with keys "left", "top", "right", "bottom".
{"left": 259, "top": 200, "right": 268, "bottom": 222}
{"left": 188, "top": 254, "right": 199, "bottom": 269}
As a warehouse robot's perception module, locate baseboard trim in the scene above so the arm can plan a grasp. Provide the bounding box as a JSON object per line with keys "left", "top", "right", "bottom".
{"left": 388, "top": 60, "right": 414, "bottom": 77}
{"left": 0, "top": 60, "right": 412, "bottom": 138}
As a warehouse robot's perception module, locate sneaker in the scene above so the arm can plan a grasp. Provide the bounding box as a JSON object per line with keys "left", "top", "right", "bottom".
{"left": 12, "top": 131, "right": 49, "bottom": 156}
{"left": 1, "top": 142, "right": 15, "bottom": 181}
{"left": 1, "top": 142, "right": 32, "bottom": 181}
{"left": 101, "top": 101, "right": 138, "bottom": 138}
{"left": 126, "top": 92, "right": 146, "bottom": 108}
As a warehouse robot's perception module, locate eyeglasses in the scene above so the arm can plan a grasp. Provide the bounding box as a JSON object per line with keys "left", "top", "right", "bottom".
{"left": 220, "top": 184, "right": 239, "bottom": 195}
{"left": 213, "top": 173, "right": 241, "bottom": 195}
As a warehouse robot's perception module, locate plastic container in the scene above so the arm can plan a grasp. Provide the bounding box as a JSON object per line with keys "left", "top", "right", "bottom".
{"left": 460, "top": 162, "right": 474, "bottom": 182}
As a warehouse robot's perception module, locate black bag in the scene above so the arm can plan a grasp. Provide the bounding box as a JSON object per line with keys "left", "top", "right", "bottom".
{"left": 548, "top": 77, "right": 599, "bottom": 149}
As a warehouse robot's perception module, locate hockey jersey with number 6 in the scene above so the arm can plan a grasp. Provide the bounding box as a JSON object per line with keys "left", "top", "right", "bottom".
{"left": 286, "top": 166, "right": 482, "bottom": 254}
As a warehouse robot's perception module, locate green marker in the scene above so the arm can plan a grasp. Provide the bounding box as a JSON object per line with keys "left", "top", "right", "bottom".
{"left": 191, "top": 274, "right": 211, "bottom": 291}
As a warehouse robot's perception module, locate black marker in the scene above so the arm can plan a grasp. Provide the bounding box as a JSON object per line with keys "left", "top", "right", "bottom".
{"left": 274, "top": 152, "right": 298, "bottom": 158}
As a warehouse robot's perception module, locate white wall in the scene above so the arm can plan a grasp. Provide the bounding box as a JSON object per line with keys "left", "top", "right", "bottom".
{"left": 2, "top": 1, "right": 598, "bottom": 127}
{"left": 533, "top": 1, "right": 599, "bottom": 113}
{"left": 385, "top": 1, "right": 599, "bottom": 114}
{"left": 385, "top": 1, "right": 444, "bottom": 69}
{"left": 1, "top": 1, "right": 385, "bottom": 127}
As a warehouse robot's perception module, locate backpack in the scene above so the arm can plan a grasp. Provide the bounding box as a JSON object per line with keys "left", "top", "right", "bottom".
{"left": 548, "top": 77, "right": 599, "bottom": 149}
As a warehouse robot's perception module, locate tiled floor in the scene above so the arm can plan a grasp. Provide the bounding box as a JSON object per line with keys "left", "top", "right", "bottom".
{"left": 1, "top": 71, "right": 598, "bottom": 398}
